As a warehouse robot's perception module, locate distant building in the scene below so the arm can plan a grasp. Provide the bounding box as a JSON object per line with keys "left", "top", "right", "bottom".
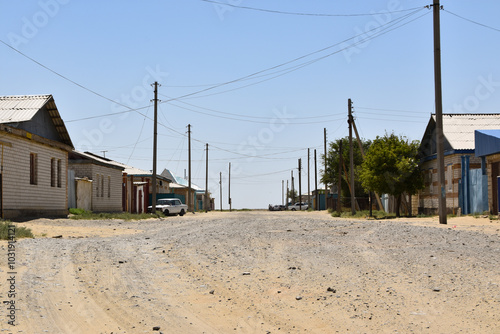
{"left": 0, "top": 95, "right": 73, "bottom": 219}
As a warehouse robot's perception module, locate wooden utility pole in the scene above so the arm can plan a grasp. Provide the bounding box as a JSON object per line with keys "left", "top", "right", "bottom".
{"left": 314, "top": 149, "right": 318, "bottom": 210}
{"left": 298, "top": 158, "right": 302, "bottom": 210}
{"left": 219, "top": 172, "right": 222, "bottom": 212}
{"left": 286, "top": 179, "right": 289, "bottom": 209}
{"left": 324, "top": 128, "right": 328, "bottom": 210}
{"left": 228, "top": 162, "right": 232, "bottom": 212}
{"left": 291, "top": 170, "right": 295, "bottom": 204}
{"left": 337, "top": 141, "right": 343, "bottom": 214}
{"left": 433, "top": 0, "right": 447, "bottom": 224}
{"left": 187, "top": 124, "right": 193, "bottom": 213}
{"left": 307, "top": 148, "right": 311, "bottom": 208}
{"left": 282, "top": 180, "right": 284, "bottom": 206}
{"left": 151, "top": 81, "right": 159, "bottom": 214}
{"left": 205, "top": 143, "right": 209, "bottom": 212}
{"left": 348, "top": 98, "right": 356, "bottom": 215}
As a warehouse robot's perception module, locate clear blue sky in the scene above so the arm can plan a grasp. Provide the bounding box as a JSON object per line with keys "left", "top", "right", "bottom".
{"left": 1, "top": 1, "right": 499, "bottom": 209}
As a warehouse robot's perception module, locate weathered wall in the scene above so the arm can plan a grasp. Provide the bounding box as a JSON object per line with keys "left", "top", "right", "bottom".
{"left": 1, "top": 132, "right": 68, "bottom": 219}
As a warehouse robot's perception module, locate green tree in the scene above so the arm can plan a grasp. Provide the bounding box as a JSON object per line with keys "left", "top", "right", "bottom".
{"left": 287, "top": 189, "right": 298, "bottom": 204}
{"left": 322, "top": 137, "right": 371, "bottom": 207}
{"left": 359, "top": 133, "right": 424, "bottom": 217}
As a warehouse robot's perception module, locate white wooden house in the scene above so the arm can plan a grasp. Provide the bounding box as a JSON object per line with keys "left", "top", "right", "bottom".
{"left": 0, "top": 95, "right": 73, "bottom": 219}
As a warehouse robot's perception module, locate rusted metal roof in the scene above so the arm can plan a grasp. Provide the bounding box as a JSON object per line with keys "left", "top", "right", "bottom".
{"left": 0, "top": 94, "right": 73, "bottom": 148}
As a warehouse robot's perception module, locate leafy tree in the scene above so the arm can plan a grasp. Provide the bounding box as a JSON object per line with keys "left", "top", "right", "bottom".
{"left": 359, "top": 133, "right": 424, "bottom": 217}
{"left": 321, "top": 137, "right": 371, "bottom": 206}
{"left": 286, "top": 189, "right": 298, "bottom": 204}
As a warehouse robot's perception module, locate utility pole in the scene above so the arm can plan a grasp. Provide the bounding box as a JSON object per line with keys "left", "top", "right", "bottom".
{"left": 314, "top": 149, "right": 318, "bottom": 210}
{"left": 324, "top": 128, "right": 328, "bottom": 210}
{"left": 348, "top": 98, "right": 356, "bottom": 215}
{"left": 187, "top": 124, "right": 193, "bottom": 213}
{"left": 433, "top": 0, "right": 447, "bottom": 224}
{"left": 307, "top": 148, "right": 311, "bottom": 208}
{"left": 291, "top": 170, "right": 295, "bottom": 204}
{"left": 298, "top": 158, "right": 302, "bottom": 210}
{"left": 228, "top": 162, "right": 232, "bottom": 212}
{"left": 151, "top": 81, "right": 160, "bottom": 214}
{"left": 286, "top": 180, "right": 289, "bottom": 209}
{"left": 282, "top": 180, "right": 284, "bottom": 206}
{"left": 205, "top": 143, "right": 209, "bottom": 212}
{"left": 338, "top": 141, "right": 343, "bottom": 214}
{"left": 101, "top": 150, "right": 108, "bottom": 158}
{"left": 219, "top": 172, "right": 222, "bottom": 212}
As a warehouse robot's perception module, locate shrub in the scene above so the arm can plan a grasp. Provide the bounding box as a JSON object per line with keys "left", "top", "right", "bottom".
{"left": 0, "top": 221, "right": 34, "bottom": 240}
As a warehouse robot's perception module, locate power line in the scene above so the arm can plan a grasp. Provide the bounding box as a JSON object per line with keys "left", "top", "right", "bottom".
{"left": 444, "top": 10, "right": 500, "bottom": 33}
{"left": 1, "top": 7, "right": 426, "bottom": 127}
{"left": 202, "top": 0, "right": 424, "bottom": 17}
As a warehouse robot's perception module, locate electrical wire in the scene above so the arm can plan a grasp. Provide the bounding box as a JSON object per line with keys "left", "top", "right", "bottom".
{"left": 444, "top": 9, "right": 500, "bottom": 33}
{"left": 1, "top": 7, "right": 426, "bottom": 127}
{"left": 201, "top": 0, "right": 424, "bottom": 17}
{"left": 127, "top": 103, "right": 152, "bottom": 164}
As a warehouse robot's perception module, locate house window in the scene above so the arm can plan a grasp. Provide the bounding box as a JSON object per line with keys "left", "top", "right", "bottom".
{"left": 30, "top": 153, "right": 38, "bottom": 185}
{"left": 101, "top": 174, "right": 104, "bottom": 198}
{"left": 108, "top": 176, "right": 111, "bottom": 198}
{"left": 57, "top": 159, "right": 62, "bottom": 188}
{"left": 51, "top": 158, "right": 56, "bottom": 187}
{"left": 446, "top": 165, "right": 453, "bottom": 193}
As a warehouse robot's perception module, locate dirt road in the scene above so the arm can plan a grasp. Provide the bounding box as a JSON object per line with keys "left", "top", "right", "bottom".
{"left": 1, "top": 211, "right": 499, "bottom": 333}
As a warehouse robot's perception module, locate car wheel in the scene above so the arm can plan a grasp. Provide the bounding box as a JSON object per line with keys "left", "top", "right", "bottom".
{"left": 179, "top": 209, "right": 185, "bottom": 216}
{"left": 163, "top": 209, "right": 169, "bottom": 216}
{"left": 291, "top": 208, "right": 296, "bottom": 211}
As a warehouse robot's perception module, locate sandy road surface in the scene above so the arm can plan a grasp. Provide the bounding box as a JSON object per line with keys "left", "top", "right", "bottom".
{"left": 0, "top": 211, "right": 499, "bottom": 333}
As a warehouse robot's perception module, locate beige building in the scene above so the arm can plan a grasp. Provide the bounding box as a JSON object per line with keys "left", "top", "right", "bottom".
{"left": 0, "top": 95, "right": 73, "bottom": 219}
{"left": 68, "top": 151, "right": 124, "bottom": 213}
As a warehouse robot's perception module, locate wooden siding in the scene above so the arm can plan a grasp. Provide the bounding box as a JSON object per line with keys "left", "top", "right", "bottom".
{"left": 2, "top": 132, "right": 68, "bottom": 218}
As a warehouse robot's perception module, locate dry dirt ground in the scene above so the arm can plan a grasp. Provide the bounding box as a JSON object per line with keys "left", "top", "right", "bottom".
{"left": 0, "top": 211, "right": 499, "bottom": 334}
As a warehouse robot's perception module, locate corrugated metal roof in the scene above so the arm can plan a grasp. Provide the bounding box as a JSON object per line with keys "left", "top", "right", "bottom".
{"left": 433, "top": 114, "right": 500, "bottom": 150}
{"left": 0, "top": 95, "right": 52, "bottom": 122}
{"left": 0, "top": 94, "right": 73, "bottom": 148}
{"left": 475, "top": 130, "right": 500, "bottom": 157}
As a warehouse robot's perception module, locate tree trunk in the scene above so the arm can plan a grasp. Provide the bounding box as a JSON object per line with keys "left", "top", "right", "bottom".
{"left": 395, "top": 194, "right": 401, "bottom": 218}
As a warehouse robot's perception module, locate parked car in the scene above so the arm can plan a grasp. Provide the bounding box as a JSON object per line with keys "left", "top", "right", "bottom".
{"left": 271, "top": 204, "right": 286, "bottom": 211}
{"left": 289, "top": 202, "right": 308, "bottom": 211}
{"left": 148, "top": 198, "right": 187, "bottom": 216}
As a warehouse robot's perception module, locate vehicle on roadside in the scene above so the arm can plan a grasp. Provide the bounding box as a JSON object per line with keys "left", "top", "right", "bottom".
{"left": 148, "top": 198, "right": 187, "bottom": 216}
{"left": 289, "top": 202, "right": 308, "bottom": 211}
{"left": 270, "top": 204, "right": 286, "bottom": 211}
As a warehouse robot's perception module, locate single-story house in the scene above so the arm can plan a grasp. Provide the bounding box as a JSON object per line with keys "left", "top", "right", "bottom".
{"left": 68, "top": 150, "right": 125, "bottom": 212}
{"left": 417, "top": 113, "right": 500, "bottom": 215}
{"left": 104, "top": 161, "right": 173, "bottom": 214}
{"left": 0, "top": 95, "right": 73, "bottom": 219}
